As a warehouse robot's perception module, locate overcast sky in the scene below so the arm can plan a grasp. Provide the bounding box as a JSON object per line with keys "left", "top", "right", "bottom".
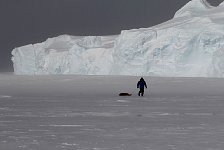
{"left": 0, "top": 0, "right": 223, "bottom": 72}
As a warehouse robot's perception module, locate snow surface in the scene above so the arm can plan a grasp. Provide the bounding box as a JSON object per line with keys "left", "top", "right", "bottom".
{"left": 11, "top": 0, "right": 224, "bottom": 77}
{"left": 1, "top": 73, "right": 224, "bottom": 149}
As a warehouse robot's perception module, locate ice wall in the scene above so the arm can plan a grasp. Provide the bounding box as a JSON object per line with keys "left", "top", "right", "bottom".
{"left": 12, "top": 35, "right": 115, "bottom": 75}
{"left": 11, "top": 0, "right": 224, "bottom": 77}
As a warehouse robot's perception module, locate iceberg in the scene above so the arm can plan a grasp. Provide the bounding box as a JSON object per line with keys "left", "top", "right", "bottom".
{"left": 11, "top": 0, "right": 224, "bottom": 77}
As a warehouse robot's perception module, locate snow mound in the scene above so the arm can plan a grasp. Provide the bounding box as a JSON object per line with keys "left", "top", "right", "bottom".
{"left": 219, "top": 1, "right": 224, "bottom": 7}
{"left": 11, "top": 0, "right": 224, "bottom": 77}
{"left": 174, "top": 0, "right": 213, "bottom": 18}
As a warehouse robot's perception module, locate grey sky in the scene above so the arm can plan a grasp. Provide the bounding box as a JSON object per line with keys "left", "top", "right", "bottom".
{"left": 0, "top": 0, "right": 223, "bottom": 72}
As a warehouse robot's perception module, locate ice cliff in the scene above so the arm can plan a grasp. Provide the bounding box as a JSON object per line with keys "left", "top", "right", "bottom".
{"left": 11, "top": 0, "right": 224, "bottom": 77}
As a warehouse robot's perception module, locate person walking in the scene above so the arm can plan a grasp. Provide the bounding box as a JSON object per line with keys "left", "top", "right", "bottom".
{"left": 137, "top": 77, "right": 147, "bottom": 96}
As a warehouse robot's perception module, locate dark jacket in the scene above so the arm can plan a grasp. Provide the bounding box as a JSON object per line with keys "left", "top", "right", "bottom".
{"left": 137, "top": 78, "right": 147, "bottom": 89}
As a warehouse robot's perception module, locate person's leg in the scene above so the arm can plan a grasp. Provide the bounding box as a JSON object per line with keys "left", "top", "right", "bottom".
{"left": 140, "top": 88, "right": 144, "bottom": 96}
{"left": 138, "top": 90, "right": 141, "bottom": 96}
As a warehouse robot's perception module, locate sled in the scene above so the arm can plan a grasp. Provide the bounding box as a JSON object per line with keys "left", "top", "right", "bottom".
{"left": 119, "top": 93, "right": 132, "bottom": 96}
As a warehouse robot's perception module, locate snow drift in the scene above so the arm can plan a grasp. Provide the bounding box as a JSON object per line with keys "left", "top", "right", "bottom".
{"left": 11, "top": 0, "right": 224, "bottom": 77}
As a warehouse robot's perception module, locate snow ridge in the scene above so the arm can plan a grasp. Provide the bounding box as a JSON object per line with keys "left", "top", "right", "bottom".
{"left": 219, "top": 1, "right": 224, "bottom": 7}
{"left": 174, "top": 0, "right": 213, "bottom": 18}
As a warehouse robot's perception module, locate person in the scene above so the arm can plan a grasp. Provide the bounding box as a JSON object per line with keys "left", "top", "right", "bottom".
{"left": 137, "top": 77, "right": 147, "bottom": 96}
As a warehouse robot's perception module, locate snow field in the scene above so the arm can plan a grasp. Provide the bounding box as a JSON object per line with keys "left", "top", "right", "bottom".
{"left": 1, "top": 74, "right": 224, "bottom": 149}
